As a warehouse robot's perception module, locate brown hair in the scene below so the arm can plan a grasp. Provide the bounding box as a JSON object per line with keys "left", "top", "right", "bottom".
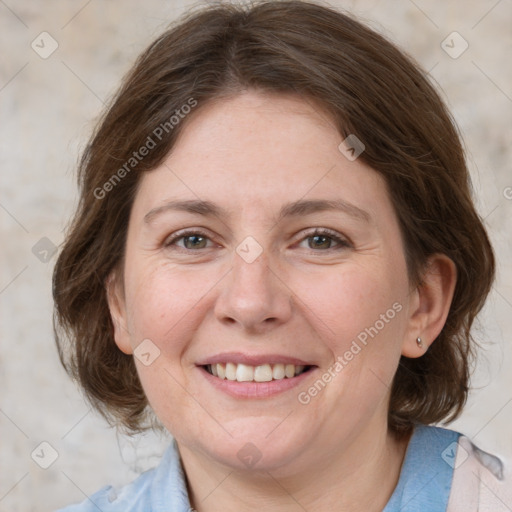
{"left": 53, "top": 0, "right": 495, "bottom": 434}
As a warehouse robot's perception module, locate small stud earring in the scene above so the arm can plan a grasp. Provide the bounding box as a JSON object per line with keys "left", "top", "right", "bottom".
{"left": 416, "top": 337, "right": 423, "bottom": 348}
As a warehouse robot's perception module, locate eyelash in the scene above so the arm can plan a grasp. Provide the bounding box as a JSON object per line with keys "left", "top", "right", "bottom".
{"left": 163, "top": 228, "right": 352, "bottom": 253}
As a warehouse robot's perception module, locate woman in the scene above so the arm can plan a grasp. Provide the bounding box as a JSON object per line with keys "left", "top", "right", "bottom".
{"left": 53, "top": 1, "right": 509, "bottom": 510}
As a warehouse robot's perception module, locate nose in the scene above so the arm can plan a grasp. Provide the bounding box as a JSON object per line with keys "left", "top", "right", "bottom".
{"left": 214, "top": 250, "right": 293, "bottom": 334}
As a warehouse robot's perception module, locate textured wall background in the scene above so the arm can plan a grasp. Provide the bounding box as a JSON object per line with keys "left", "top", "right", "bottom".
{"left": 1, "top": 1, "right": 511, "bottom": 510}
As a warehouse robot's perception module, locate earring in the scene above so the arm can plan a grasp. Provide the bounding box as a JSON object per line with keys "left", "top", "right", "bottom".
{"left": 416, "top": 337, "right": 423, "bottom": 348}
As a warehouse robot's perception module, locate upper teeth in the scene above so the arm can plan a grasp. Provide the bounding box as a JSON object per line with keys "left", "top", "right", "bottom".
{"left": 208, "top": 363, "right": 306, "bottom": 382}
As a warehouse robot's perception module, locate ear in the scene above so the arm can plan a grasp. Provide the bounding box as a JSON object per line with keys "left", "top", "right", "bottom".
{"left": 105, "top": 269, "right": 133, "bottom": 355}
{"left": 401, "top": 253, "right": 457, "bottom": 357}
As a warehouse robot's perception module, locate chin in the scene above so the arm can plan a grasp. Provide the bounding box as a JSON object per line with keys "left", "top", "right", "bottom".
{"left": 190, "top": 416, "right": 313, "bottom": 473}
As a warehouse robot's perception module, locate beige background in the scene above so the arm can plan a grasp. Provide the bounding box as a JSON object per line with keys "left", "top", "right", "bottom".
{"left": 1, "top": 0, "right": 511, "bottom": 510}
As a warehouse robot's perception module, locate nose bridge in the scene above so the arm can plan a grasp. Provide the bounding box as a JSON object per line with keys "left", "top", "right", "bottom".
{"left": 233, "top": 245, "right": 275, "bottom": 296}
{"left": 214, "top": 241, "right": 292, "bottom": 330}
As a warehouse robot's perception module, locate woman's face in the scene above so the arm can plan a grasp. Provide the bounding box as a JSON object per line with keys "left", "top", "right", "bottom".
{"left": 110, "top": 91, "right": 417, "bottom": 474}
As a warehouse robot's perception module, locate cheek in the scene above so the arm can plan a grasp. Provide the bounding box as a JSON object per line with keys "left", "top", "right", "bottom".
{"left": 125, "top": 251, "right": 408, "bottom": 355}
{"left": 123, "top": 260, "right": 219, "bottom": 352}
{"left": 123, "top": 261, "right": 212, "bottom": 430}
{"left": 298, "top": 263, "right": 408, "bottom": 425}
{"left": 306, "top": 262, "right": 407, "bottom": 353}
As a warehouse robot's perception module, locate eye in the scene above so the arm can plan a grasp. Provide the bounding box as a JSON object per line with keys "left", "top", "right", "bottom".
{"left": 164, "top": 230, "right": 214, "bottom": 251}
{"left": 163, "top": 228, "right": 352, "bottom": 253}
{"left": 297, "top": 228, "right": 351, "bottom": 251}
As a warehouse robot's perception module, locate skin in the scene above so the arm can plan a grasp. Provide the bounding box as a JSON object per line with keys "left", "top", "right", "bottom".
{"left": 107, "top": 91, "right": 457, "bottom": 511}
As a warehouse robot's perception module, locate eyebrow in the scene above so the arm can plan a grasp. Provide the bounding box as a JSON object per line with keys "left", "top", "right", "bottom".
{"left": 143, "top": 198, "right": 371, "bottom": 224}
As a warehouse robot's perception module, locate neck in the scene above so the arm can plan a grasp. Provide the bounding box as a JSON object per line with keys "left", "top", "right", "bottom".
{"left": 178, "top": 423, "right": 412, "bottom": 512}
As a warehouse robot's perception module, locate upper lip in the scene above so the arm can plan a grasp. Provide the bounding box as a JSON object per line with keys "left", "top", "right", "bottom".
{"left": 196, "top": 352, "right": 314, "bottom": 366}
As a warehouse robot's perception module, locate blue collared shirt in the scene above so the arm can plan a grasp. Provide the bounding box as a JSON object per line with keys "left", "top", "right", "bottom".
{"left": 56, "top": 425, "right": 500, "bottom": 511}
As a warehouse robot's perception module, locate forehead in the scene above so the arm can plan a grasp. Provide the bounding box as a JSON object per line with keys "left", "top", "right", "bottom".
{"left": 131, "top": 91, "right": 392, "bottom": 226}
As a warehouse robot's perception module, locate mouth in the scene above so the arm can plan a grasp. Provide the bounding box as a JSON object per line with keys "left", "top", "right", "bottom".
{"left": 196, "top": 354, "right": 317, "bottom": 398}
{"left": 203, "top": 362, "right": 313, "bottom": 382}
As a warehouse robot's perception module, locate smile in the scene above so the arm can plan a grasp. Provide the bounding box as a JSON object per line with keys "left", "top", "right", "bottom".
{"left": 197, "top": 353, "right": 317, "bottom": 398}
{"left": 204, "top": 363, "right": 310, "bottom": 382}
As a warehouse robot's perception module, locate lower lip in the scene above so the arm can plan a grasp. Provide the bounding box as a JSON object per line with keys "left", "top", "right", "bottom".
{"left": 198, "top": 366, "right": 316, "bottom": 399}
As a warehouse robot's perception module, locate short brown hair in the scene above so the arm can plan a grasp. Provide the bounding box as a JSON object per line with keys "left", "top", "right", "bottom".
{"left": 53, "top": 0, "right": 495, "bottom": 434}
